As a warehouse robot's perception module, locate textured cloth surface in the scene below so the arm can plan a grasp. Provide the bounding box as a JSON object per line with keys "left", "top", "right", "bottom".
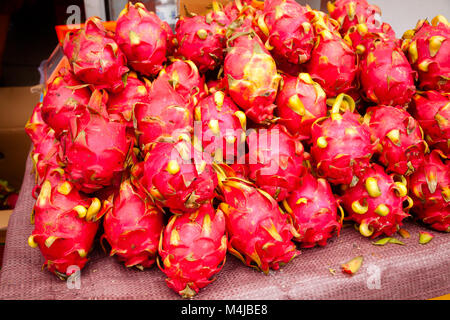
{"left": 0, "top": 155, "right": 449, "bottom": 300}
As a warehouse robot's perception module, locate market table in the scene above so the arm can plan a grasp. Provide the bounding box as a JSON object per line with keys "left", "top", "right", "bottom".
{"left": 0, "top": 155, "right": 449, "bottom": 300}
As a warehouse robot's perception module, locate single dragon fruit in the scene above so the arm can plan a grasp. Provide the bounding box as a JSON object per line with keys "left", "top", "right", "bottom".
{"left": 224, "top": 29, "right": 281, "bottom": 124}
{"left": 134, "top": 74, "right": 193, "bottom": 154}
{"left": 60, "top": 90, "right": 132, "bottom": 193}
{"left": 310, "top": 94, "right": 375, "bottom": 185}
{"left": 343, "top": 21, "right": 397, "bottom": 55}
{"left": 135, "top": 139, "right": 218, "bottom": 214}
{"left": 408, "top": 150, "right": 449, "bottom": 232}
{"left": 306, "top": 29, "right": 357, "bottom": 98}
{"left": 247, "top": 124, "right": 305, "bottom": 201}
{"left": 158, "top": 203, "right": 227, "bottom": 298}
{"left": 41, "top": 68, "right": 91, "bottom": 137}
{"left": 216, "top": 177, "right": 300, "bottom": 274}
{"left": 340, "top": 163, "right": 411, "bottom": 238}
{"left": 282, "top": 172, "right": 342, "bottom": 248}
{"left": 359, "top": 38, "right": 416, "bottom": 107}
{"left": 275, "top": 73, "right": 327, "bottom": 139}
{"left": 327, "top": 0, "right": 381, "bottom": 35}
{"left": 174, "top": 13, "right": 227, "bottom": 73}
{"left": 63, "top": 16, "right": 128, "bottom": 93}
{"left": 365, "top": 105, "right": 428, "bottom": 176}
{"left": 107, "top": 71, "right": 151, "bottom": 127}
{"left": 409, "top": 91, "right": 450, "bottom": 156}
{"left": 101, "top": 179, "right": 164, "bottom": 269}
{"left": 115, "top": 2, "right": 174, "bottom": 77}
{"left": 194, "top": 91, "right": 247, "bottom": 163}
{"left": 28, "top": 169, "right": 108, "bottom": 279}
{"left": 402, "top": 15, "right": 450, "bottom": 92}
{"left": 256, "top": 0, "right": 315, "bottom": 65}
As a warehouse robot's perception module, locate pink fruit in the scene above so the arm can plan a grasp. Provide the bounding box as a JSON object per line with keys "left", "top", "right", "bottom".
{"left": 340, "top": 164, "right": 411, "bottom": 238}
{"left": 247, "top": 124, "right": 305, "bottom": 201}
{"left": 224, "top": 30, "right": 281, "bottom": 124}
{"left": 115, "top": 2, "right": 173, "bottom": 77}
{"left": 28, "top": 169, "right": 108, "bottom": 279}
{"left": 136, "top": 139, "right": 218, "bottom": 214}
{"left": 408, "top": 150, "right": 449, "bottom": 232}
{"left": 158, "top": 204, "right": 227, "bottom": 298}
{"left": 410, "top": 91, "right": 450, "bottom": 156}
{"left": 366, "top": 105, "right": 428, "bottom": 176}
{"left": 282, "top": 173, "right": 342, "bottom": 248}
{"left": 306, "top": 29, "right": 357, "bottom": 97}
{"left": 217, "top": 178, "right": 300, "bottom": 273}
{"left": 102, "top": 179, "right": 164, "bottom": 269}
{"left": 276, "top": 73, "right": 327, "bottom": 139}
{"left": 63, "top": 17, "right": 128, "bottom": 93}
{"left": 402, "top": 16, "right": 450, "bottom": 92}
{"left": 41, "top": 68, "right": 91, "bottom": 136}
{"left": 359, "top": 39, "right": 416, "bottom": 107}
{"left": 343, "top": 21, "right": 397, "bottom": 53}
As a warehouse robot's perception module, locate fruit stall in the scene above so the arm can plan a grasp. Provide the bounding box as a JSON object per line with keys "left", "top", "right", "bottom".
{"left": 0, "top": 0, "right": 448, "bottom": 300}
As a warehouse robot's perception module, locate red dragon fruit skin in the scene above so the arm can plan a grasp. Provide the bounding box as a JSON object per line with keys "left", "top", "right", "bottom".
{"left": 136, "top": 140, "right": 218, "bottom": 214}
{"left": 366, "top": 105, "right": 428, "bottom": 176}
{"left": 41, "top": 68, "right": 91, "bottom": 137}
{"left": 257, "top": 0, "right": 315, "bottom": 65}
{"left": 63, "top": 17, "right": 129, "bottom": 93}
{"left": 340, "top": 163, "right": 412, "bottom": 238}
{"left": 158, "top": 203, "right": 227, "bottom": 298}
{"left": 28, "top": 169, "right": 109, "bottom": 279}
{"left": 409, "top": 91, "right": 450, "bottom": 156}
{"left": 215, "top": 177, "right": 300, "bottom": 274}
{"left": 402, "top": 16, "right": 450, "bottom": 92}
{"left": 247, "top": 124, "right": 305, "bottom": 201}
{"left": 175, "top": 14, "right": 227, "bottom": 73}
{"left": 359, "top": 38, "right": 416, "bottom": 107}
{"left": 282, "top": 173, "right": 342, "bottom": 248}
{"left": 408, "top": 149, "right": 450, "bottom": 232}
{"left": 276, "top": 73, "right": 327, "bottom": 139}
{"left": 61, "top": 90, "right": 132, "bottom": 194}
{"left": 306, "top": 29, "right": 357, "bottom": 98}
{"left": 115, "top": 2, "right": 174, "bottom": 77}
{"left": 224, "top": 30, "right": 281, "bottom": 124}
{"left": 102, "top": 179, "right": 164, "bottom": 269}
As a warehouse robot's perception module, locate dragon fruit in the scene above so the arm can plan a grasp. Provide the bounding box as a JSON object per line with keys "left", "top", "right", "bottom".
{"left": 310, "top": 94, "right": 375, "bottom": 185}
{"left": 282, "top": 173, "right": 342, "bottom": 248}
{"left": 256, "top": 0, "right": 314, "bottom": 65}
{"left": 216, "top": 178, "right": 300, "bottom": 273}
{"left": 247, "top": 124, "right": 305, "bottom": 201}
{"left": 63, "top": 17, "right": 128, "bottom": 93}
{"left": 41, "top": 68, "right": 91, "bottom": 136}
{"left": 343, "top": 21, "right": 397, "bottom": 54}
{"left": 107, "top": 71, "right": 150, "bottom": 127}
{"left": 340, "top": 163, "right": 411, "bottom": 238}
{"left": 408, "top": 150, "right": 449, "bottom": 232}
{"left": 402, "top": 16, "right": 450, "bottom": 92}
{"left": 28, "top": 169, "right": 108, "bottom": 279}
{"left": 158, "top": 203, "right": 227, "bottom": 298}
{"left": 115, "top": 2, "right": 174, "bottom": 76}
{"left": 359, "top": 38, "right": 416, "bottom": 107}
{"left": 194, "top": 91, "right": 247, "bottom": 163}
{"left": 409, "top": 91, "right": 450, "bottom": 156}
{"left": 224, "top": 30, "right": 281, "bottom": 124}
{"left": 60, "top": 90, "right": 131, "bottom": 193}
{"left": 135, "top": 139, "right": 218, "bottom": 214}
{"left": 327, "top": 0, "right": 381, "bottom": 35}
{"left": 102, "top": 179, "right": 164, "bottom": 269}
{"left": 134, "top": 74, "right": 193, "bottom": 154}
{"left": 365, "top": 105, "right": 428, "bottom": 176}
{"left": 174, "top": 14, "right": 227, "bottom": 73}
{"left": 276, "top": 73, "right": 327, "bottom": 139}
{"left": 306, "top": 29, "right": 357, "bottom": 97}
{"left": 158, "top": 59, "right": 207, "bottom": 108}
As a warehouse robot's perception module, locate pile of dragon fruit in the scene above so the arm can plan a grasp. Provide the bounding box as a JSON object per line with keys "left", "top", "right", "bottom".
{"left": 24, "top": 0, "right": 449, "bottom": 298}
